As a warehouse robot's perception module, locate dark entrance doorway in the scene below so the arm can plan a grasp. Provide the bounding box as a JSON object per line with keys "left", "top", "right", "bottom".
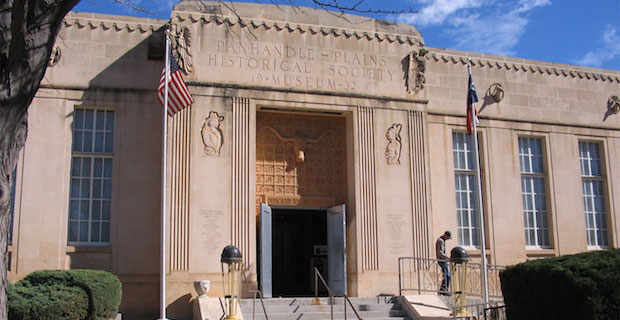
{"left": 271, "top": 208, "right": 327, "bottom": 297}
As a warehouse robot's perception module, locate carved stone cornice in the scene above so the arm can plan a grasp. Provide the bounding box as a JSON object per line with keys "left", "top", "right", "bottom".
{"left": 62, "top": 15, "right": 166, "bottom": 33}
{"left": 426, "top": 49, "right": 620, "bottom": 83}
{"left": 171, "top": 12, "right": 423, "bottom": 46}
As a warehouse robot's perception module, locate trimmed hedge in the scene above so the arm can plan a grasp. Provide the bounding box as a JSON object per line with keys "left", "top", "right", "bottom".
{"left": 8, "top": 282, "right": 89, "bottom": 320}
{"left": 9, "top": 270, "right": 122, "bottom": 320}
{"left": 500, "top": 248, "right": 620, "bottom": 320}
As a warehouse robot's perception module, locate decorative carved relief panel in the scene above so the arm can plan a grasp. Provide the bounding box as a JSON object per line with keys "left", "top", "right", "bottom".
{"left": 48, "top": 44, "right": 61, "bottom": 66}
{"left": 608, "top": 95, "right": 620, "bottom": 114}
{"left": 406, "top": 48, "right": 427, "bottom": 93}
{"left": 172, "top": 25, "right": 193, "bottom": 75}
{"left": 256, "top": 113, "right": 346, "bottom": 208}
{"left": 385, "top": 123, "right": 402, "bottom": 165}
{"left": 200, "top": 111, "right": 224, "bottom": 156}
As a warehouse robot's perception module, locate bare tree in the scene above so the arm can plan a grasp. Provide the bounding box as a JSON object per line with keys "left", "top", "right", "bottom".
{"left": 0, "top": 0, "right": 416, "bottom": 318}
{"left": 0, "top": 0, "right": 80, "bottom": 318}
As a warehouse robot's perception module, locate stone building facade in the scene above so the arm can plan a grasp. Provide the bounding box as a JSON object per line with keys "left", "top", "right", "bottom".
{"left": 7, "top": 1, "right": 620, "bottom": 318}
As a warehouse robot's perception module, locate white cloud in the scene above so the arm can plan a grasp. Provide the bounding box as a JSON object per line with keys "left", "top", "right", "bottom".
{"left": 513, "top": 0, "right": 551, "bottom": 14}
{"left": 451, "top": 14, "right": 528, "bottom": 56}
{"left": 397, "top": 0, "right": 551, "bottom": 56}
{"left": 576, "top": 26, "right": 620, "bottom": 68}
{"left": 397, "top": 0, "right": 485, "bottom": 27}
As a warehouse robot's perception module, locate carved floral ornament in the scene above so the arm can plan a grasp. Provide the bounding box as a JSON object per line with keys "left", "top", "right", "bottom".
{"left": 201, "top": 111, "right": 224, "bottom": 156}
{"left": 385, "top": 123, "right": 402, "bottom": 165}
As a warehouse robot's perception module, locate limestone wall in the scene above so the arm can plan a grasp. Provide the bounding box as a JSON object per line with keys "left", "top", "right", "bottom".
{"left": 8, "top": 1, "right": 620, "bottom": 318}
{"left": 425, "top": 48, "right": 620, "bottom": 265}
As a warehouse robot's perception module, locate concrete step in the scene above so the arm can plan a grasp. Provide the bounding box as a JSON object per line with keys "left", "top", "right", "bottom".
{"left": 240, "top": 296, "right": 407, "bottom": 319}
{"left": 241, "top": 296, "right": 396, "bottom": 306}
{"left": 241, "top": 303, "right": 400, "bottom": 314}
{"left": 244, "top": 310, "right": 406, "bottom": 320}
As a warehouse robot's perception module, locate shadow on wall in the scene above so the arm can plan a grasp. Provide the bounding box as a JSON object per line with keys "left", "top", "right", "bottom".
{"left": 74, "top": 26, "right": 170, "bottom": 320}
{"left": 86, "top": 26, "right": 165, "bottom": 90}
{"left": 167, "top": 293, "right": 194, "bottom": 320}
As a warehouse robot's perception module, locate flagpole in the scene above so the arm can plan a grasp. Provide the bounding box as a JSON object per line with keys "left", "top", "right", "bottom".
{"left": 468, "top": 59, "right": 490, "bottom": 306}
{"left": 160, "top": 27, "right": 170, "bottom": 320}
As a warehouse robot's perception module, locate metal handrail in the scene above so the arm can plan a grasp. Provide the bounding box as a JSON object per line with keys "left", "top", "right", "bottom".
{"left": 453, "top": 301, "right": 506, "bottom": 320}
{"left": 313, "top": 267, "right": 363, "bottom": 320}
{"left": 249, "top": 289, "right": 269, "bottom": 320}
{"left": 240, "top": 268, "right": 269, "bottom": 320}
{"left": 398, "top": 257, "right": 505, "bottom": 298}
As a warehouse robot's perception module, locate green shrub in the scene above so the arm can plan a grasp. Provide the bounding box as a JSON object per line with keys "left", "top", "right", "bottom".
{"left": 8, "top": 282, "right": 89, "bottom": 320}
{"left": 15, "top": 269, "right": 122, "bottom": 320}
{"left": 500, "top": 248, "right": 620, "bottom": 320}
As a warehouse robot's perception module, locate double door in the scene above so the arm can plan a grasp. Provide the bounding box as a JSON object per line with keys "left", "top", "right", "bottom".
{"left": 260, "top": 203, "right": 347, "bottom": 297}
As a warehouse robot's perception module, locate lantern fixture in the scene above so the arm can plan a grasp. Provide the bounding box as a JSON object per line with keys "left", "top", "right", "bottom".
{"left": 450, "top": 246, "right": 470, "bottom": 317}
{"left": 221, "top": 245, "right": 242, "bottom": 320}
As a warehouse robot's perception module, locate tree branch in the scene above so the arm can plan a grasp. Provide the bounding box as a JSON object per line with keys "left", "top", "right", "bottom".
{"left": 111, "top": 0, "right": 158, "bottom": 17}
{"left": 310, "top": 0, "right": 417, "bottom": 15}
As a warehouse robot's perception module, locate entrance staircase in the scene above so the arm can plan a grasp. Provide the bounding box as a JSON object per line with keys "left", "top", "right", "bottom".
{"left": 240, "top": 296, "right": 409, "bottom": 320}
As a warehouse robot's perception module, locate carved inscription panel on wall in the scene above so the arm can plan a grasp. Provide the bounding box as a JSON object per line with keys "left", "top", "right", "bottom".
{"left": 200, "top": 36, "right": 406, "bottom": 95}
{"left": 199, "top": 209, "right": 225, "bottom": 255}
{"left": 256, "top": 113, "right": 346, "bottom": 209}
{"left": 385, "top": 214, "right": 407, "bottom": 255}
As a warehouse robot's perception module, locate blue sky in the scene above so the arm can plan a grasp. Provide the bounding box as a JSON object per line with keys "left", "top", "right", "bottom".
{"left": 74, "top": 0, "right": 620, "bottom": 71}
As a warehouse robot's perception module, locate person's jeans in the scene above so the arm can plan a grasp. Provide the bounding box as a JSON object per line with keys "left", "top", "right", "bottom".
{"left": 438, "top": 261, "right": 451, "bottom": 294}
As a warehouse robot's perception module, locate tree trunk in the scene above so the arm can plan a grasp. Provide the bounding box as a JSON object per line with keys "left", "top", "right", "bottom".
{"left": 0, "top": 108, "right": 27, "bottom": 320}
{"left": 0, "top": 0, "right": 79, "bottom": 318}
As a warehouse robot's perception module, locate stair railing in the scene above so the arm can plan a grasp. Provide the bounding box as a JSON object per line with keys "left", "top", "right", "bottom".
{"left": 249, "top": 289, "right": 269, "bottom": 320}
{"left": 240, "top": 268, "right": 269, "bottom": 320}
{"left": 313, "top": 267, "right": 363, "bottom": 320}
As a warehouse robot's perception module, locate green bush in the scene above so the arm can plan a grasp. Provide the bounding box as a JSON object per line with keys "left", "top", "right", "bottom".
{"left": 8, "top": 282, "right": 89, "bottom": 320}
{"left": 11, "top": 269, "right": 122, "bottom": 320}
{"left": 500, "top": 249, "right": 620, "bottom": 320}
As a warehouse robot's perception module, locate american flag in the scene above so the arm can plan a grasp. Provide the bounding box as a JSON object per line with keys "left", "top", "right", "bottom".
{"left": 158, "top": 51, "right": 194, "bottom": 116}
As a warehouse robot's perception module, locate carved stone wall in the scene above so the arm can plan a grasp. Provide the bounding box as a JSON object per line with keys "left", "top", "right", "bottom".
{"left": 357, "top": 106, "right": 379, "bottom": 271}
{"left": 232, "top": 98, "right": 252, "bottom": 267}
{"left": 170, "top": 106, "right": 191, "bottom": 271}
{"left": 408, "top": 111, "right": 431, "bottom": 260}
{"left": 256, "top": 112, "right": 346, "bottom": 208}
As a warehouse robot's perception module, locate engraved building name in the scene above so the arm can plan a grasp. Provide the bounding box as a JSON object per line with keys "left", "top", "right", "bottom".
{"left": 205, "top": 40, "right": 399, "bottom": 92}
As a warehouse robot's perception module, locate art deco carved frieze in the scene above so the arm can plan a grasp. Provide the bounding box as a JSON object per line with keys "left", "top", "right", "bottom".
{"left": 200, "top": 111, "right": 224, "bottom": 156}
{"left": 259, "top": 126, "right": 331, "bottom": 163}
{"left": 385, "top": 123, "right": 402, "bottom": 165}
{"left": 256, "top": 113, "right": 346, "bottom": 208}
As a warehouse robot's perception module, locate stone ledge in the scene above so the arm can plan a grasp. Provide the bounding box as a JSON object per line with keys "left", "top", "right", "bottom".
{"left": 172, "top": 12, "right": 423, "bottom": 46}
{"left": 426, "top": 48, "right": 620, "bottom": 83}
